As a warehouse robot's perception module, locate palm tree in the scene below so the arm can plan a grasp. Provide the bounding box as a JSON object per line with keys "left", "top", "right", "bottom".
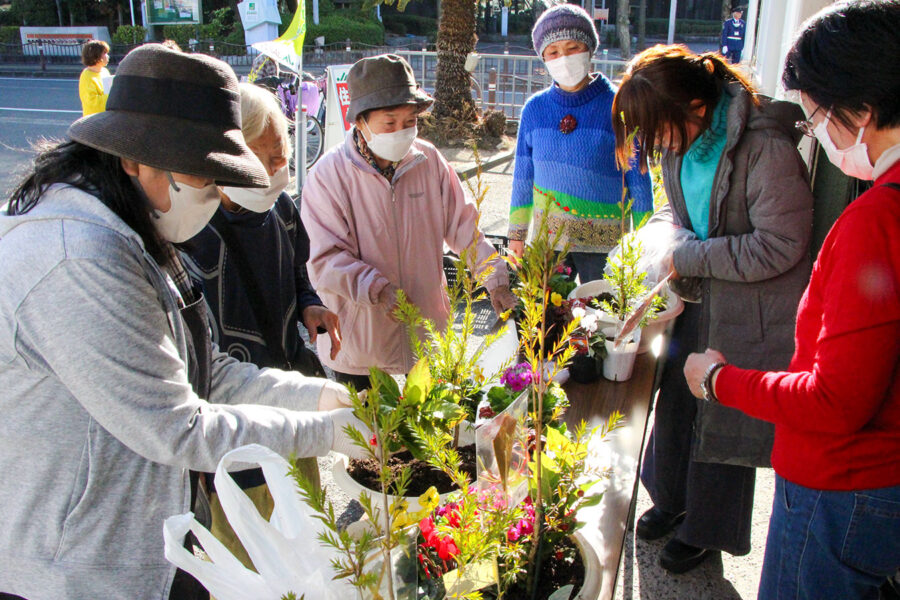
{"left": 431, "top": 0, "right": 477, "bottom": 123}
{"left": 616, "top": 0, "right": 630, "bottom": 58}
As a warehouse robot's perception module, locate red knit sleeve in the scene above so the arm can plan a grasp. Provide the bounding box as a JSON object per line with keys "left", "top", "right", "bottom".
{"left": 715, "top": 318, "right": 899, "bottom": 433}
{"left": 714, "top": 192, "right": 900, "bottom": 434}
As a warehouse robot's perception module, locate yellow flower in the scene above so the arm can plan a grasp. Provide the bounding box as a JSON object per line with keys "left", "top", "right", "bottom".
{"left": 550, "top": 292, "right": 563, "bottom": 307}
{"left": 418, "top": 486, "right": 440, "bottom": 512}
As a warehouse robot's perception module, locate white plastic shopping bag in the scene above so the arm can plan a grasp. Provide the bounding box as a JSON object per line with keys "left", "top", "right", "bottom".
{"left": 163, "top": 444, "right": 353, "bottom": 600}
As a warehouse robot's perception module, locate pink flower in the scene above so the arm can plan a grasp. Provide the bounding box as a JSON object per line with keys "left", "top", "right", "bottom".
{"left": 507, "top": 525, "right": 521, "bottom": 542}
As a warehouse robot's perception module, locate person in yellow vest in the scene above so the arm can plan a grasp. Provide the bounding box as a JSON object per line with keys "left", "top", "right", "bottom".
{"left": 79, "top": 40, "right": 111, "bottom": 116}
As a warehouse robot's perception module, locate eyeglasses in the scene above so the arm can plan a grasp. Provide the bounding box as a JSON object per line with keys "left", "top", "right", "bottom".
{"left": 795, "top": 105, "right": 823, "bottom": 138}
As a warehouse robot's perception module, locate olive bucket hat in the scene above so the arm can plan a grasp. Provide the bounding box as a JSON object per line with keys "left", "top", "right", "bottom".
{"left": 346, "top": 54, "right": 433, "bottom": 123}
{"left": 68, "top": 44, "right": 269, "bottom": 187}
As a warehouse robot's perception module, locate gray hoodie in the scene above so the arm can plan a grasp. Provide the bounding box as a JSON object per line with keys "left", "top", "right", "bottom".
{"left": 0, "top": 185, "right": 336, "bottom": 599}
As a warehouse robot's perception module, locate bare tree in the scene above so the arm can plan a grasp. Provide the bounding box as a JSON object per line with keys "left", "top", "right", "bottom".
{"left": 616, "top": 0, "right": 630, "bottom": 58}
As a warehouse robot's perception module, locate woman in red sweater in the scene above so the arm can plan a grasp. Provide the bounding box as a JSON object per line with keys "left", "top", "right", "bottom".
{"left": 684, "top": 2, "right": 900, "bottom": 598}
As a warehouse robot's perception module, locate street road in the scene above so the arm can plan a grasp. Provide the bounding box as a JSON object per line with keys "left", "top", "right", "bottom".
{"left": 0, "top": 78, "right": 82, "bottom": 198}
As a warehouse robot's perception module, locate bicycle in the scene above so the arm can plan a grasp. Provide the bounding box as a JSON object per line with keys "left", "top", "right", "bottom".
{"left": 249, "top": 58, "right": 325, "bottom": 170}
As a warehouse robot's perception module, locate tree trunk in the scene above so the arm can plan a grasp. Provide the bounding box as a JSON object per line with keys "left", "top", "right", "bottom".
{"left": 616, "top": 0, "right": 630, "bottom": 59}
{"left": 722, "top": 0, "right": 731, "bottom": 21}
{"left": 55, "top": 0, "right": 64, "bottom": 26}
{"left": 637, "top": 0, "right": 646, "bottom": 50}
{"left": 432, "top": 0, "right": 478, "bottom": 123}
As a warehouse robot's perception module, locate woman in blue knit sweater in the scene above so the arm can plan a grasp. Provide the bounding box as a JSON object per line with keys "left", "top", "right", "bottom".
{"left": 507, "top": 4, "right": 652, "bottom": 282}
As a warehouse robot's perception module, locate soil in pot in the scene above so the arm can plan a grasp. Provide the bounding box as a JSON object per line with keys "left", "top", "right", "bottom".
{"left": 504, "top": 537, "right": 586, "bottom": 599}
{"left": 348, "top": 445, "right": 477, "bottom": 496}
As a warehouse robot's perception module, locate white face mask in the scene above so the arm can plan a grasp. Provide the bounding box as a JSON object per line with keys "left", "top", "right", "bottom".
{"left": 362, "top": 119, "right": 417, "bottom": 163}
{"left": 813, "top": 111, "right": 874, "bottom": 181}
{"left": 148, "top": 172, "right": 221, "bottom": 243}
{"left": 220, "top": 165, "right": 289, "bottom": 213}
{"left": 545, "top": 51, "right": 592, "bottom": 89}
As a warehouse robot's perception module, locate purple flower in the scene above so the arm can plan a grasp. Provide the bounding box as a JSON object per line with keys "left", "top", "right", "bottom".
{"left": 501, "top": 363, "right": 533, "bottom": 393}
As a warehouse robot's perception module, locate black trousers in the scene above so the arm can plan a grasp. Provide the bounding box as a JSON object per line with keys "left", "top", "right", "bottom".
{"left": 640, "top": 301, "right": 756, "bottom": 556}
{"left": 334, "top": 370, "right": 372, "bottom": 392}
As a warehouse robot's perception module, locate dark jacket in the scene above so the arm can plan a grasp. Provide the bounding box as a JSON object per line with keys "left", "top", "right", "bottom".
{"left": 181, "top": 191, "right": 325, "bottom": 371}
{"left": 655, "top": 83, "right": 814, "bottom": 467}
{"left": 721, "top": 18, "right": 745, "bottom": 51}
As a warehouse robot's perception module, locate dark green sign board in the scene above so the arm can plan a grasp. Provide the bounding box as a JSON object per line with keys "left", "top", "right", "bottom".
{"left": 147, "top": 0, "right": 201, "bottom": 25}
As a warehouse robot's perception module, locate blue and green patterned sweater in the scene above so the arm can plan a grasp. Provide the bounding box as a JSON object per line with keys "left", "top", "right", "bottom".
{"left": 508, "top": 74, "right": 653, "bottom": 252}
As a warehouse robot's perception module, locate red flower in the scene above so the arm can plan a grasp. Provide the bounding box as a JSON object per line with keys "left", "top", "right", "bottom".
{"left": 555, "top": 550, "right": 565, "bottom": 561}
{"left": 478, "top": 406, "right": 496, "bottom": 419}
{"left": 559, "top": 114, "right": 577, "bottom": 134}
{"left": 437, "top": 536, "right": 459, "bottom": 560}
{"left": 369, "top": 434, "right": 377, "bottom": 446}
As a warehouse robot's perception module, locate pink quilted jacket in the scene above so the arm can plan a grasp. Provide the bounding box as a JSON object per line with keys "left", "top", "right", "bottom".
{"left": 301, "top": 132, "right": 509, "bottom": 375}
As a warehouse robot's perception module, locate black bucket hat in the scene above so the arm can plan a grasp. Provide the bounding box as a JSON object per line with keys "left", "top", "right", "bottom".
{"left": 346, "top": 54, "right": 433, "bottom": 123}
{"left": 68, "top": 44, "right": 269, "bottom": 188}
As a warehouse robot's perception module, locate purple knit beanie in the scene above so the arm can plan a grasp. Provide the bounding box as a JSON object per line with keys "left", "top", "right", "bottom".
{"left": 532, "top": 4, "right": 599, "bottom": 58}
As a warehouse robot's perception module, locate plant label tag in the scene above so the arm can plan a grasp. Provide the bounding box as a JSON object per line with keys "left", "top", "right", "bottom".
{"left": 442, "top": 558, "right": 499, "bottom": 596}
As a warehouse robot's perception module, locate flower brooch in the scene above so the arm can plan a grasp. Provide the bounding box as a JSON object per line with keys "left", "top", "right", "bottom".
{"left": 559, "top": 114, "right": 577, "bottom": 134}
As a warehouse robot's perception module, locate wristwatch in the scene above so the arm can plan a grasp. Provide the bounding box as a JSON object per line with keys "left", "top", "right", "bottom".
{"left": 700, "top": 361, "right": 727, "bottom": 403}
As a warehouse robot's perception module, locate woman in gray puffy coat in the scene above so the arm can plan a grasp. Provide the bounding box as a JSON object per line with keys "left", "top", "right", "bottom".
{"left": 611, "top": 45, "right": 813, "bottom": 573}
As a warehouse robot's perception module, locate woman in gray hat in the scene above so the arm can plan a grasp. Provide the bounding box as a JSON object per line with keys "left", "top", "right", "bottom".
{"left": 0, "top": 44, "right": 367, "bottom": 600}
{"left": 301, "top": 53, "right": 517, "bottom": 389}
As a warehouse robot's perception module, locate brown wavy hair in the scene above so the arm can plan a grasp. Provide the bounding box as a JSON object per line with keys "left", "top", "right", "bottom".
{"left": 612, "top": 44, "right": 758, "bottom": 172}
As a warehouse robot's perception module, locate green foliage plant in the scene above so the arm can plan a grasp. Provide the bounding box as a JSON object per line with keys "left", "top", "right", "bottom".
{"left": 292, "top": 378, "right": 416, "bottom": 600}
{"left": 393, "top": 146, "right": 513, "bottom": 438}
{"left": 600, "top": 122, "right": 664, "bottom": 328}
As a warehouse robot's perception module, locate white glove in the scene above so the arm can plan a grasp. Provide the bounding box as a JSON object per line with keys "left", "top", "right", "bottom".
{"left": 329, "top": 408, "right": 376, "bottom": 460}
{"left": 317, "top": 380, "right": 353, "bottom": 411}
{"left": 722, "top": 46, "right": 729, "bottom": 54}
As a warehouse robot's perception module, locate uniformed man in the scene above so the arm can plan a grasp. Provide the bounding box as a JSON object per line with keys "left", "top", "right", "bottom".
{"left": 721, "top": 6, "right": 746, "bottom": 64}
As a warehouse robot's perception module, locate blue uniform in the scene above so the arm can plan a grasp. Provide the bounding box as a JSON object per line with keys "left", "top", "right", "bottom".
{"left": 721, "top": 18, "right": 745, "bottom": 63}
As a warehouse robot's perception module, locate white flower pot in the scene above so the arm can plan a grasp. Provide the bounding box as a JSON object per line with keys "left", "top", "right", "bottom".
{"left": 602, "top": 326, "right": 640, "bottom": 382}
{"left": 636, "top": 285, "right": 683, "bottom": 354}
{"left": 572, "top": 531, "right": 603, "bottom": 600}
{"left": 567, "top": 280, "right": 618, "bottom": 326}
{"left": 331, "top": 421, "right": 475, "bottom": 514}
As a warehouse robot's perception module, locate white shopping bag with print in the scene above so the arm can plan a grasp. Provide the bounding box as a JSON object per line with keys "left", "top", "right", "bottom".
{"left": 164, "top": 444, "right": 352, "bottom": 600}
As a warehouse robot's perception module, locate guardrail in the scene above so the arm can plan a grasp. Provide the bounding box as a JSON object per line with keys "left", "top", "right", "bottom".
{"left": 0, "top": 41, "right": 627, "bottom": 120}
{"left": 396, "top": 50, "right": 628, "bottom": 120}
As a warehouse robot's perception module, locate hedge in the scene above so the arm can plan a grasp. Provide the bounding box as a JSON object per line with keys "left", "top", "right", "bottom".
{"left": 386, "top": 14, "right": 436, "bottom": 37}
{"left": 307, "top": 14, "right": 384, "bottom": 45}
{"left": 0, "top": 25, "right": 19, "bottom": 45}
{"left": 112, "top": 25, "right": 147, "bottom": 45}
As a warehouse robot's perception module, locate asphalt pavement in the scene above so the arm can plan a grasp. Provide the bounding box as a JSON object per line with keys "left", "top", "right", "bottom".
{"left": 0, "top": 77, "right": 82, "bottom": 198}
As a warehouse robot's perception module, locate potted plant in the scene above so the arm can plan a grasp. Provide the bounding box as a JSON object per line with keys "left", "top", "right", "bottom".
{"left": 332, "top": 159, "right": 513, "bottom": 508}
{"left": 306, "top": 212, "right": 623, "bottom": 600}
{"left": 567, "top": 303, "right": 606, "bottom": 384}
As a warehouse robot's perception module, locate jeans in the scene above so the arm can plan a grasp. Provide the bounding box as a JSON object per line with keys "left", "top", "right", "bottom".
{"left": 759, "top": 475, "right": 900, "bottom": 600}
